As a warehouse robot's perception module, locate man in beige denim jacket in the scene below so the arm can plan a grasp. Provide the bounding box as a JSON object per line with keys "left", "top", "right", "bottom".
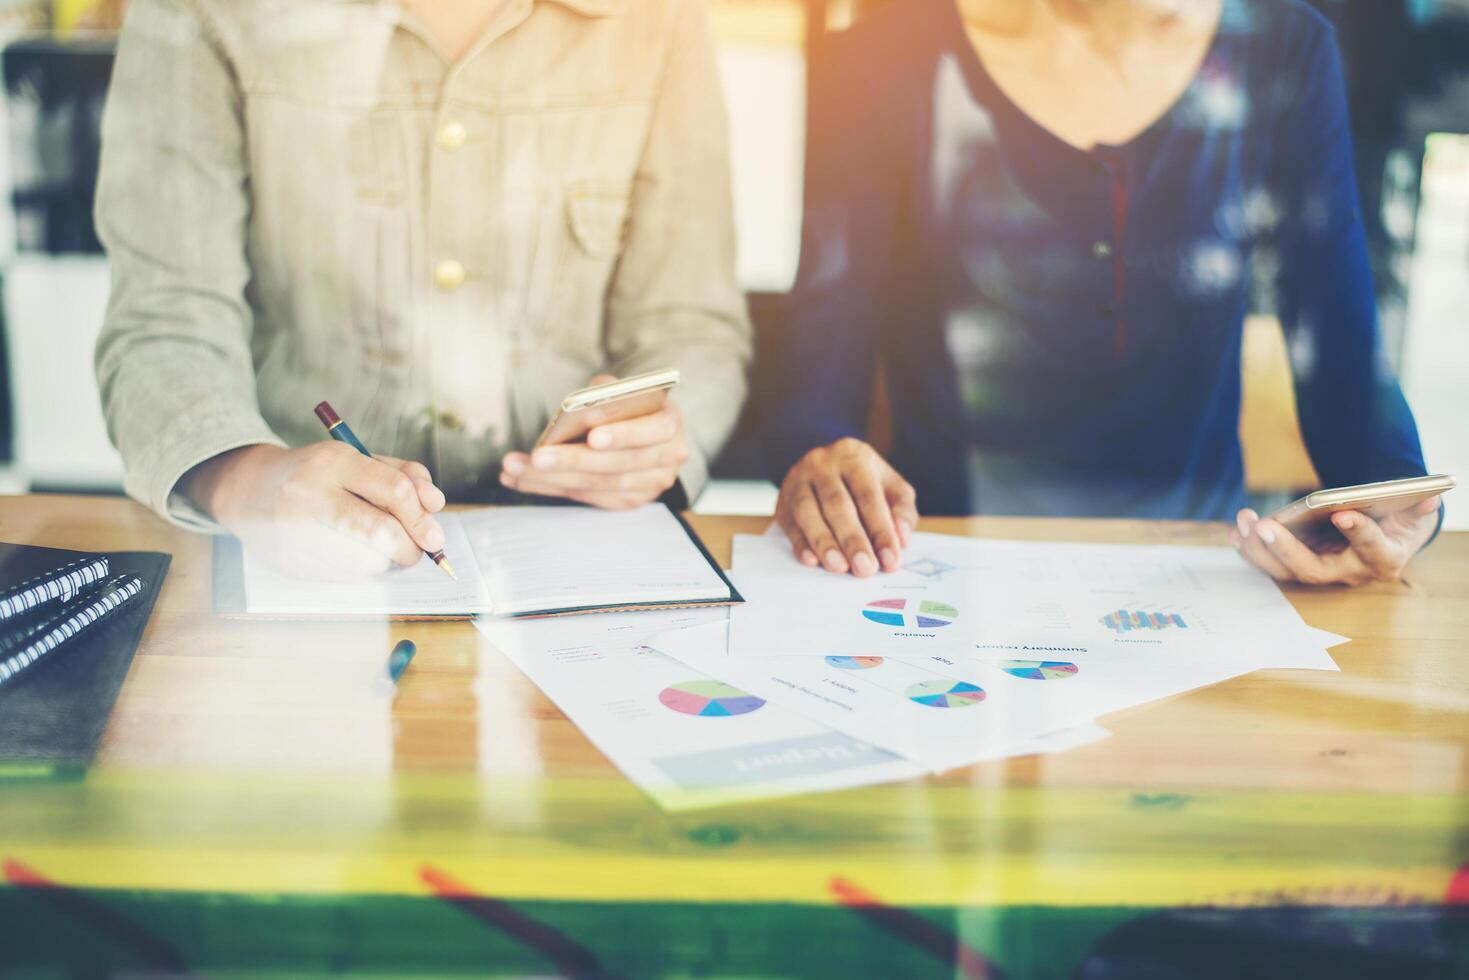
{"left": 94, "top": 0, "right": 751, "bottom": 577}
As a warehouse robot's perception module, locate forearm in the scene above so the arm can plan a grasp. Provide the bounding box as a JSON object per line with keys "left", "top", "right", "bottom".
{"left": 178, "top": 444, "right": 288, "bottom": 525}
{"left": 94, "top": 0, "right": 278, "bottom": 529}
{"left": 1272, "top": 18, "right": 1430, "bottom": 491}
{"left": 97, "top": 329, "right": 285, "bottom": 528}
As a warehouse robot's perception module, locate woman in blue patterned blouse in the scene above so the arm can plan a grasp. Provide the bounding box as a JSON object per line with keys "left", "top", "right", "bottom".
{"left": 767, "top": 0, "right": 1442, "bottom": 587}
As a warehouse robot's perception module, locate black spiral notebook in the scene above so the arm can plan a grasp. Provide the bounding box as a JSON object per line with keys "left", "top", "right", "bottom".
{"left": 0, "top": 542, "right": 170, "bottom": 775}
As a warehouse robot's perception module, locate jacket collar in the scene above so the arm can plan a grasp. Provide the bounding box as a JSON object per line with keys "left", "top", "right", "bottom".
{"left": 541, "top": 0, "right": 616, "bottom": 17}
{"left": 376, "top": 0, "right": 616, "bottom": 19}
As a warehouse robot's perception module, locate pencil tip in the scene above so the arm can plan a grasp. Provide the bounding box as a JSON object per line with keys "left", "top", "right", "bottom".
{"left": 438, "top": 558, "right": 457, "bottom": 579}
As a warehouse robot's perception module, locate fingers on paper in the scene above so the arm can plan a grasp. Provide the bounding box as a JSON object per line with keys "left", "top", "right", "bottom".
{"left": 813, "top": 471, "right": 879, "bottom": 577}
{"left": 883, "top": 473, "right": 919, "bottom": 550}
{"left": 788, "top": 482, "right": 849, "bottom": 574}
{"left": 848, "top": 471, "right": 902, "bottom": 573}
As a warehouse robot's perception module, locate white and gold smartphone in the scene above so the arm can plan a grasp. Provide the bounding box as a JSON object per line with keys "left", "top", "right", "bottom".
{"left": 1271, "top": 474, "right": 1455, "bottom": 539}
{"left": 535, "top": 369, "right": 681, "bottom": 449}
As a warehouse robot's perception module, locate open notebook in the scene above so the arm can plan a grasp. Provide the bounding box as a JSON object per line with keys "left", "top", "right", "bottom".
{"left": 214, "top": 505, "right": 740, "bottom": 619}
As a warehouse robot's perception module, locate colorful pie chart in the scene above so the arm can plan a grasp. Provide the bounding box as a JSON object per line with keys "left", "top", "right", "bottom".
{"left": 862, "top": 598, "right": 960, "bottom": 629}
{"left": 826, "top": 655, "right": 885, "bottom": 670}
{"left": 906, "top": 679, "right": 986, "bottom": 708}
{"left": 998, "top": 660, "right": 1080, "bottom": 680}
{"left": 659, "top": 680, "right": 766, "bottom": 717}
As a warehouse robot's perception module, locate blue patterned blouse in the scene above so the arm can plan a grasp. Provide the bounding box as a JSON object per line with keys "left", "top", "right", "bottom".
{"left": 765, "top": 0, "right": 1430, "bottom": 518}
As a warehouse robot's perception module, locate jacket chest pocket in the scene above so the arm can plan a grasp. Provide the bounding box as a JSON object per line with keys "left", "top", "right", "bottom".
{"left": 541, "top": 178, "right": 635, "bottom": 354}
{"left": 567, "top": 179, "right": 633, "bottom": 258}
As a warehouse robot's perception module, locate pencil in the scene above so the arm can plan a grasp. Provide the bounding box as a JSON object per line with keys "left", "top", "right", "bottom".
{"left": 313, "top": 401, "right": 456, "bottom": 579}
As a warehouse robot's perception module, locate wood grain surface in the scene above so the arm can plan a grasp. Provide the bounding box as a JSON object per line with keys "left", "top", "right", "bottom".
{"left": 0, "top": 494, "right": 1463, "bottom": 909}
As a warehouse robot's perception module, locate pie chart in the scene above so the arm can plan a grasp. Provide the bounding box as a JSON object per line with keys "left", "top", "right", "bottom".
{"left": 826, "top": 655, "right": 885, "bottom": 670}
{"left": 659, "top": 680, "right": 765, "bottom": 717}
{"left": 999, "top": 660, "right": 1079, "bottom": 680}
{"left": 862, "top": 598, "right": 960, "bottom": 629}
{"left": 906, "top": 679, "right": 986, "bottom": 708}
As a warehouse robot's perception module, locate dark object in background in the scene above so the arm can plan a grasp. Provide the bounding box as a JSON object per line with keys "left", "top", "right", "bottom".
{"left": 0, "top": 38, "right": 117, "bottom": 467}
{"left": 2, "top": 37, "right": 115, "bottom": 254}
{"left": 0, "top": 310, "right": 10, "bottom": 465}
{"left": 709, "top": 291, "right": 789, "bottom": 481}
{"left": 1305, "top": 0, "right": 1469, "bottom": 364}
{"left": 1075, "top": 904, "right": 1466, "bottom": 980}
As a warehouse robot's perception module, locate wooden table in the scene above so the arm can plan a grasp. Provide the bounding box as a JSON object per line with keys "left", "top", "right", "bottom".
{"left": 1, "top": 495, "right": 1465, "bottom": 977}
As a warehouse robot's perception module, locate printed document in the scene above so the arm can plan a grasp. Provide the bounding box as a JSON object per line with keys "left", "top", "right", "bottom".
{"left": 475, "top": 609, "right": 925, "bottom": 810}
{"left": 730, "top": 532, "right": 1339, "bottom": 672}
{"left": 653, "top": 619, "right": 1166, "bottom": 773}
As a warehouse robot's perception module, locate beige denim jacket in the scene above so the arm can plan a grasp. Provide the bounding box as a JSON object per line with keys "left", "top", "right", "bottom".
{"left": 95, "top": 0, "right": 752, "bottom": 528}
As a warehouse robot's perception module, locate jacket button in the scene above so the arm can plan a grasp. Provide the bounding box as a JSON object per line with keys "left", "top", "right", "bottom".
{"left": 433, "top": 259, "right": 466, "bottom": 291}
{"left": 437, "top": 120, "right": 468, "bottom": 151}
{"left": 1091, "top": 240, "right": 1112, "bottom": 260}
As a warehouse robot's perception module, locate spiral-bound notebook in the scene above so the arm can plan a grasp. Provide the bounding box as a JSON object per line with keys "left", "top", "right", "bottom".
{"left": 0, "top": 542, "right": 170, "bottom": 775}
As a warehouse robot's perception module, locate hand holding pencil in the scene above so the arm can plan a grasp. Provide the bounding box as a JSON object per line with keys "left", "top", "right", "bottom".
{"left": 180, "top": 411, "right": 450, "bottom": 581}
{"left": 314, "top": 402, "right": 454, "bottom": 578}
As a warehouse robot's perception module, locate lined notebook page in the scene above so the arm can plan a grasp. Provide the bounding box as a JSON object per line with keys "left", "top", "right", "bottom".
{"left": 241, "top": 514, "right": 490, "bottom": 616}
{"left": 461, "top": 505, "right": 731, "bottom": 615}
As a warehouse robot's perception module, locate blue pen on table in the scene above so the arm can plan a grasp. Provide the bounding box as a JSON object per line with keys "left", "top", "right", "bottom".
{"left": 387, "top": 639, "right": 417, "bottom": 684}
{"left": 313, "top": 400, "right": 455, "bottom": 579}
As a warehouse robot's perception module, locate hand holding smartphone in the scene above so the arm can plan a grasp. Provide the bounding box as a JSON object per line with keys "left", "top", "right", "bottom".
{"left": 1271, "top": 474, "right": 1455, "bottom": 547}
{"left": 502, "top": 369, "right": 689, "bottom": 509}
{"left": 535, "top": 369, "right": 680, "bottom": 448}
{"left": 1233, "top": 473, "right": 1453, "bottom": 586}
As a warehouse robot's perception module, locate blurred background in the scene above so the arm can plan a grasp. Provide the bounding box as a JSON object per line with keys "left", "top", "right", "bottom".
{"left": 0, "top": 0, "right": 1464, "bottom": 524}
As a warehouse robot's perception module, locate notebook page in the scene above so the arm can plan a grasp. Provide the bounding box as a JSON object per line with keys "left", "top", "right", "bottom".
{"left": 460, "top": 505, "right": 730, "bottom": 616}
{"left": 241, "top": 514, "right": 490, "bottom": 615}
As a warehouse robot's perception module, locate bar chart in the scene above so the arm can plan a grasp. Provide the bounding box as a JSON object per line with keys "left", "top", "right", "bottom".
{"left": 1100, "top": 609, "right": 1188, "bottom": 634}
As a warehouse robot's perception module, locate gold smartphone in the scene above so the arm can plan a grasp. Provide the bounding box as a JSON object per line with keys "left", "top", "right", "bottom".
{"left": 1272, "top": 474, "right": 1455, "bottom": 541}
{"left": 535, "top": 368, "right": 681, "bottom": 448}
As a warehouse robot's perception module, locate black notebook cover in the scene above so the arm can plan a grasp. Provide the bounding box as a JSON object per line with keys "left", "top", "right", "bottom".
{"left": 0, "top": 542, "right": 170, "bottom": 772}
